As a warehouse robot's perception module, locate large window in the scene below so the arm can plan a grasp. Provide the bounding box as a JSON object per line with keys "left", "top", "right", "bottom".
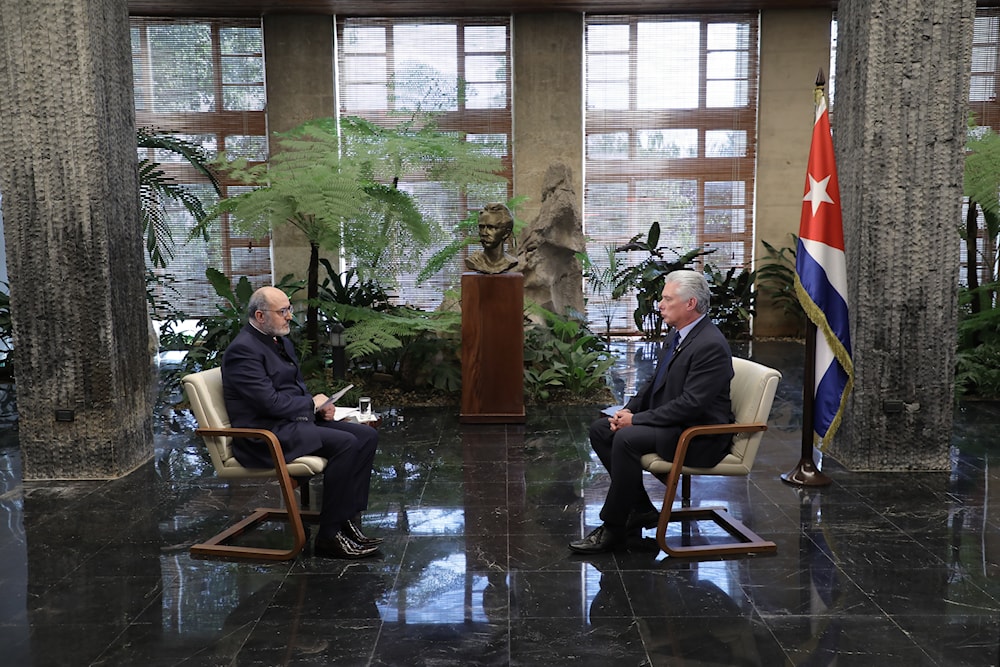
{"left": 132, "top": 17, "right": 270, "bottom": 316}
{"left": 584, "top": 15, "right": 759, "bottom": 332}
{"left": 337, "top": 17, "right": 512, "bottom": 310}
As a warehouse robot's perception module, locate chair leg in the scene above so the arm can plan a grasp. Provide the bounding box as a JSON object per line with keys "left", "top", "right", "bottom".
{"left": 190, "top": 470, "right": 321, "bottom": 561}
{"left": 655, "top": 505, "right": 777, "bottom": 558}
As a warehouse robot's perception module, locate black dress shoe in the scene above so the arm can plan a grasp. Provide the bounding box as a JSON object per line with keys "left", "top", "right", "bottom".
{"left": 625, "top": 509, "right": 660, "bottom": 531}
{"left": 342, "top": 519, "right": 384, "bottom": 546}
{"left": 568, "top": 525, "right": 625, "bottom": 554}
{"left": 315, "top": 531, "right": 380, "bottom": 559}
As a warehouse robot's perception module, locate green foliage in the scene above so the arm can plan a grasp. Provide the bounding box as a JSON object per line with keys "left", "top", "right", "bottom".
{"left": 703, "top": 263, "right": 755, "bottom": 341}
{"left": 523, "top": 305, "right": 615, "bottom": 401}
{"left": 756, "top": 235, "right": 805, "bottom": 334}
{"left": 322, "top": 301, "right": 462, "bottom": 392}
{"left": 965, "top": 121, "right": 1000, "bottom": 220}
{"left": 178, "top": 268, "right": 256, "bottom": 373}
{"left": 610, "top": 220, "right": 716, "bottom": 338}
{"left": 209, "top": 113, "right": 506, "bottom": 360}
{"left": 579, "top": 244, "right": 625, "bottom": 341}
{"left": 957, "top": 282, "right": 1000, "bottom": 397}
{"left": 137, "top": 128, "right": 221, "bottom": 269}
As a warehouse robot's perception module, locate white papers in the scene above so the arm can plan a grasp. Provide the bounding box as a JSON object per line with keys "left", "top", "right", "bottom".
{"left": 317, "top": 383, "right": 354, "bottom": 411}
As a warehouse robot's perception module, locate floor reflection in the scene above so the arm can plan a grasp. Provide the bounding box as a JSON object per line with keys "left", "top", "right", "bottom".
{"left": 0, "top": 341, "right": 998, "bottom": 665}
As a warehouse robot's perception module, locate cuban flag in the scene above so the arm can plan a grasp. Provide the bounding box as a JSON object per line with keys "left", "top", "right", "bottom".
{"left": 795, "top": 92, "right": 854, "bottom": 447}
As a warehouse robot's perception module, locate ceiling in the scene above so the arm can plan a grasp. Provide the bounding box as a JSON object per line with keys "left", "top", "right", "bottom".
{"left": 127, "top": 0, "right": 838, "bottom": 18}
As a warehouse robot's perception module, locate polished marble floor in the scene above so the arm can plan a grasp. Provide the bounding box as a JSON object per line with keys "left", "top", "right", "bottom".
{"left": 1, "top": 340, "right": 1000, "bottom": 666}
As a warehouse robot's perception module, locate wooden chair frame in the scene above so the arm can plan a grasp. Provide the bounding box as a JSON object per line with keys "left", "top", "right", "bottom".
{"left": 189, "top": 426, "right": 321, "bottom": 561}
{"left": 652, "top": 422, "right": 777, "bottom": 558}
{"left": 183, "top": 368, "right": 325, "bottom": 561}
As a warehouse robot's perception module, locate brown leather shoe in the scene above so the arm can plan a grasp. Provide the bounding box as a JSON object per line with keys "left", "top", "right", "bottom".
{"left": 315, "top": 531, "right": 380, "bottom": 559}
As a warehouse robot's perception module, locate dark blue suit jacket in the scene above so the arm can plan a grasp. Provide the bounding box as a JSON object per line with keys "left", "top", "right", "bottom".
{"left": 221, "top": 324, "right": 325, "bottom": 467}
{"left": 624, "top": 316, "right": 734, "bottom": 467}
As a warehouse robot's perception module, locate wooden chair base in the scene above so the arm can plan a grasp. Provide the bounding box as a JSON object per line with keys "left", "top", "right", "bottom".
{"left": 190, "top": 507, "right": 322, "bottom": 561}
{"left": 655, "top": 505, "right": 777, "bottom": 558}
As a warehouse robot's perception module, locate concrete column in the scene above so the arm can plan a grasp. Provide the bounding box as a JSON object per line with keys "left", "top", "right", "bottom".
{"left": 835, "top": 0, "right": 975, "bottom": 470}
{"left": 263, "top": 15, "right": 338, "bottom": 284}
{"left": 0, "top": 0, "right": 153, "bottom": 478}
{"left": 754, "top": 9, "right": 834, "bottom": 338}
{"left": 512, "top": 13, "right": 584, "bottom": 230}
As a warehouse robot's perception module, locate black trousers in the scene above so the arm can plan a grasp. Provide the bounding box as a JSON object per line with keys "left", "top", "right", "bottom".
{"left": 588, "top": 416, "right": 685, "bottom": 529}
{"left": 305, "top": 419, "right": 379, "bottom": 538}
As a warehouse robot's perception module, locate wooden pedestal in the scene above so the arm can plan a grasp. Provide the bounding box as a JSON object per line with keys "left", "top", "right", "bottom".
{"left": 460, "top": 272, "right": 525, "bottom": 423}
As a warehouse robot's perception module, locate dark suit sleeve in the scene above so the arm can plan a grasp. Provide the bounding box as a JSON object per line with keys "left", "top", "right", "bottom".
{"left": 630, "top": 330, "right": 732, "bottom": 428}
{"left": 222, "top": 334, "right": 315, "bottom": 421}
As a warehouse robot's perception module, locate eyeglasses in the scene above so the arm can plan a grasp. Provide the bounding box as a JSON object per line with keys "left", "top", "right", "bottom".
{"left": 260, "top": 305, "right": 294, "bottom": 317}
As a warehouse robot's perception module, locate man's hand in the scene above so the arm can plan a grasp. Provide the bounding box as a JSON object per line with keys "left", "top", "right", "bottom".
{"left": 313, "top": 394, "right": 337, "bottom": 421}
{"left": 609, "top": 408, "right": 634, "bottom": 432}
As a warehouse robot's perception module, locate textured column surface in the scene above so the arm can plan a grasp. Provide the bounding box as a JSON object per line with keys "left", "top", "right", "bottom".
{"left": 0, "top": 0, "right": 154, "bottom": 478}
{"left": 512, "top": 12, "right": 584, "bottom": 230}
{"left": 834, "top": 0, "right": 975, "bottom": 470}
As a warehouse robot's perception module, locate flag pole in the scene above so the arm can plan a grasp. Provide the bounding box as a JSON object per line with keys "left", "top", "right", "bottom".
{"left": 782, "top": 69, "right": 833, "bottom": 487}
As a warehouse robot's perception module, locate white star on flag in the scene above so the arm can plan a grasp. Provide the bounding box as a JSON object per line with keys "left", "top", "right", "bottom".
{"left": 803, "top": 173, "right": 835, "bottom": 216}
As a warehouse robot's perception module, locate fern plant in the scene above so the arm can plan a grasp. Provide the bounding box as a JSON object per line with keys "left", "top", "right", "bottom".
{"left": 211, "top": 114, "right": 505, "bottom": 359}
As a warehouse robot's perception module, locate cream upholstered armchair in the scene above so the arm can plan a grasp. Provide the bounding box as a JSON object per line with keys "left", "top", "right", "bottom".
{"left": 640, "top": 357, "right": 781, "bottom": 558}
{"left": 182, "top": 367, "right": 326, "bottom": 560}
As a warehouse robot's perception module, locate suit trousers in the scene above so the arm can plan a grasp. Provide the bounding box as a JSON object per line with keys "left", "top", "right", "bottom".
{"left": 589, "top": 416, "right": 685, "bottom": 528}
{"left": 306, "top": 419, "right": 379, "bottom": 538}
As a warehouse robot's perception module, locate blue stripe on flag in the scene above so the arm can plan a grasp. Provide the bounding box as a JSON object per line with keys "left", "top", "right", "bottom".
{"left": 815, "top": 358, "right": 850, "bottom": 437}
{"left": 796, "top": 243, "right": 852, "bottom": 352}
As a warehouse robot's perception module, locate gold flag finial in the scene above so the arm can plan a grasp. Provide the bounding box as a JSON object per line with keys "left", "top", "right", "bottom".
{"left": 814, "top": 68, "right": 826, "bottom": 107}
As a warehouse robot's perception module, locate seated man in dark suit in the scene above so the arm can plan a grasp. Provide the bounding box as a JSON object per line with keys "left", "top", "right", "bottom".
{"left": 222, "top": 286, "right": 381, "bottom": 559}
{"left": 570, "top": 270, "right": 734, "bottom": 554}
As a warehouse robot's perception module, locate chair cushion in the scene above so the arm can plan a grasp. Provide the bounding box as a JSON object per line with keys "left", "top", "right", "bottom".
{"left": 183, "top": 367, "right": 329, "bottom": 478}
{"left": 637, "top": 357, "right": 780, "bottom": 477}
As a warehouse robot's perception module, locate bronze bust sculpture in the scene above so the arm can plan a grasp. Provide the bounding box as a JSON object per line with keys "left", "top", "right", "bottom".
{"left": 465, "top": 202, "right": 519, "bottom": 274}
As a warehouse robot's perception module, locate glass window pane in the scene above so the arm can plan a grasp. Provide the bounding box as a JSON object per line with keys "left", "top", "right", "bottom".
{"left": 706, "top": 130, "right": 746, "bottom": 157}
{"left": 638, "top": 129, "right": 697, "bottom": 158}
{"left": 225, "top": 135, "right": 268, "bottom": 161}
{"left": 707, "top": 23, "right": 748, "bottom": 50}
{"left": 343, "top": 26, "right": 386, "bottom": 52}
{"left": 587, "top": 24, "right": 629, "bottom": 51}
{"left": 466, "top": 25, "right": 506, "bottom": 52}
{"left": 588, "top": 132, "right": 630, "bottom": 159}
{"left": 344, "top": 84, "right": 388, "bottom": 110}
{"left": 707, "top": 80, "right": 746, "bottom": 107}
{"left": 588, "top": 53, "right": 629, "bottom": 80}
{"left": 466, "top": 55, "right": 506, "bottom": 82}
{"left": 224, "top": 86, "right": 264, "bottom": 111}
{"left": 147, "top": 24, "right": 214, "bottom": 112}
{"left": 222, "top": 56, "right": 263, "bottom": 84}
{"left": 220, "top": 27, "right": 261, "bottom": 54}
{"left": 466, "top": 83, "right": 506, "bottom": 109}
{"left": 588, "top": 81, "right": 629, "bottom": 110}
{"left": 637, "top": 23, "right": 700, "bottom": 109}
{"left": 343, "top": 56, "right": 387, "bottom": 83}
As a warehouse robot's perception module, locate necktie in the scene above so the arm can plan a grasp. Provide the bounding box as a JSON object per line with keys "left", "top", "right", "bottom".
{"left": 651, "top": 331, "right": 681, "bottom": 388}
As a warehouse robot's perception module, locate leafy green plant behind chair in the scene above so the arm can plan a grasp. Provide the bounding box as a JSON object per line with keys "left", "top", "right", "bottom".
{"left": 703, "top": 263, "right": 755, "bottom": 341}
{"left": 756, "top": 235, "right": 806, "bottom": 336}
{"left": 523, "top": 304, "right": 615, "bottom": 401}
{"left": 610, "top": 220, "right": 715, "bottom": 338}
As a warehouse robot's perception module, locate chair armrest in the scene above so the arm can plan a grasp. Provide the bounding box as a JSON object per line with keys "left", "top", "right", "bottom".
{"left": 195, "top": 427, "right": 292, "bottom": 480}
{"left": 658, "top": 422, "right": 769, "bottom": 513}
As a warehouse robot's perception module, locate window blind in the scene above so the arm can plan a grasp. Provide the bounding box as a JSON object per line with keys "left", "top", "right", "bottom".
{"left": 584, "top": 14, "right": 759, "bottom": 333}
{"left": 132, "top": 17, "right": 270, "bottom": 318}
{"left": 337, "top": 17, "right": 512, "bottom": 310}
